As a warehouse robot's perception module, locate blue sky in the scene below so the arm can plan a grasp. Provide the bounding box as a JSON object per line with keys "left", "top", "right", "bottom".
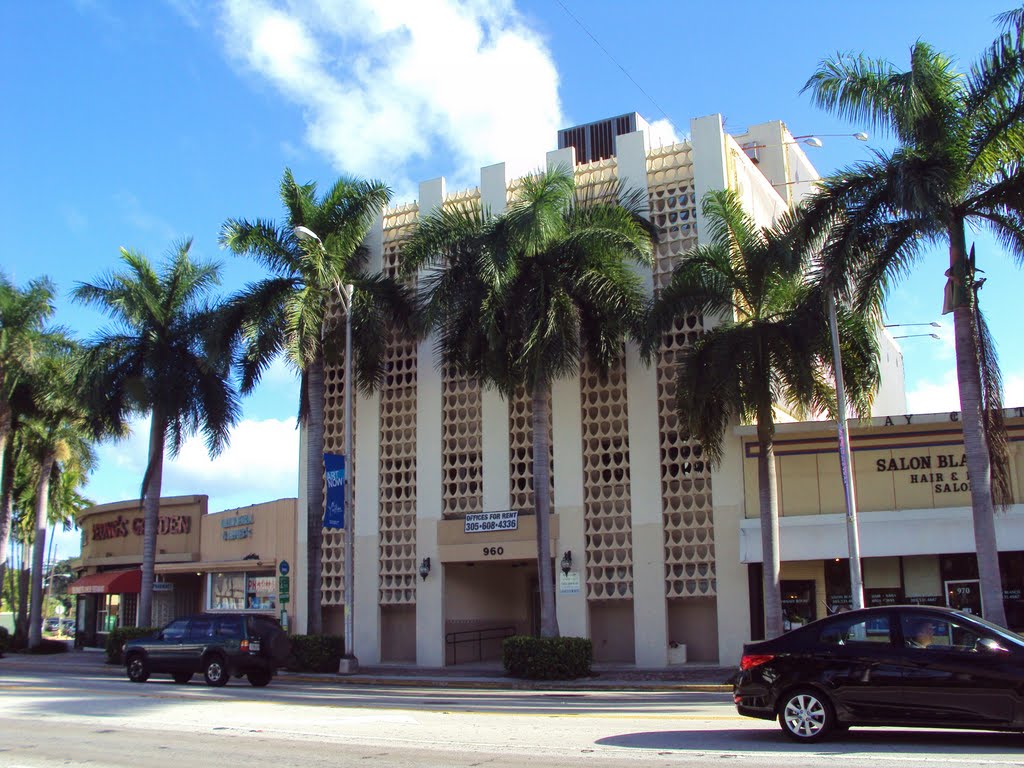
{"left": 2, "top": 0, "right": 1022, "bottom": 558}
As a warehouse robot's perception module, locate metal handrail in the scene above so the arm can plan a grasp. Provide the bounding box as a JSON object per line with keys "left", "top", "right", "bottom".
{"left": 445, "top": 625, "right": 516, "bottom": 665}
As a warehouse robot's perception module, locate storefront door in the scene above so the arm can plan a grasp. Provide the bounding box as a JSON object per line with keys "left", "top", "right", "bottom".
{"left": 946, "top": 579, "right": 983, "bottom": 617}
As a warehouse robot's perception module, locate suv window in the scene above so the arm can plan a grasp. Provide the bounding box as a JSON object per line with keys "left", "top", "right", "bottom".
{"left": 162, "top": 619, "right": 189, "bottom": 641}
{"left": 188, "top": 617, "right": 214, "bottom": 640}
{"left": 819, "top": 614, "right": 892, "bottom": 646}
{"left": 214, "top": 617, "right": 243, "bottom": 639}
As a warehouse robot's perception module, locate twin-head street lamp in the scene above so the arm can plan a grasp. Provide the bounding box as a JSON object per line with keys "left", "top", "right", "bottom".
{"left": 295, "top": 225, "right": 357, "bottom": 671}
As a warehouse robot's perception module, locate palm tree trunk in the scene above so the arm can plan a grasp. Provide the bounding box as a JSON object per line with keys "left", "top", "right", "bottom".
{"left": 949, "top": 223, "right": 1007, "bottom": 626}
{"left": 138, "top": 408, "right": 166, "bottom": 628}
{"left": 531, "top": 383, "right": 559, "bottom": 638}
{"left": 28, "top": 450, "right": 55, "bottom": 648}
{"left": 756, "top": 401, "right": 783, "bottom": 638}
{"left": 306, "top": 354, "right": 326, "bottom": 635}
{"left": 0, "top": 438, "right": 13, "bottom": 597}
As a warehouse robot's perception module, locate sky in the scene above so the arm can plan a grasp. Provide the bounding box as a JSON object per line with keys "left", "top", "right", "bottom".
{"left": 2, "top": 0, "right": 1022, "bottom": 559}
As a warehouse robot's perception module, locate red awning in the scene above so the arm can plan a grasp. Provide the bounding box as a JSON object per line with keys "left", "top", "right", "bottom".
{"left": 70, "top": 569, "right": 142, "bottom": 595}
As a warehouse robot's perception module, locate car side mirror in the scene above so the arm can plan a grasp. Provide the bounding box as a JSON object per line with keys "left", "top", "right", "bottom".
{"left": 977, "top": 637, "right": 1008, "bottom": 653}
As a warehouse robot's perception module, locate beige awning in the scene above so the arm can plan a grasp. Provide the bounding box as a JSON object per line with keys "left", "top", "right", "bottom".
{"left": 155, "top": 558, "right": 277, "bottom": 575}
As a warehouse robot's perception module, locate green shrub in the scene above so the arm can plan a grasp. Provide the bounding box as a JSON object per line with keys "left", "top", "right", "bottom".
{"left": 0, "top": 626, "right": 9, "bottom": 656}
{"left": 502, "top": 635, "right": 593, "bottom": 680}
{"left": 286, "top": 634, "right": 345, "bottom": 673}
{"left": 106, "top": 626, "right": 158, "bottom": 665}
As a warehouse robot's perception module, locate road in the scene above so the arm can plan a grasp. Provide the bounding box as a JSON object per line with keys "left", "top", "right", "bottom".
{"left": 0, "top": 665, "right": 1021, "bottom": 767}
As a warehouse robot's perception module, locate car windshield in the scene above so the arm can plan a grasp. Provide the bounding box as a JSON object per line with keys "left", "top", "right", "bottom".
{"left": 956, "top": 612, "right": 1024, "bottom": 647}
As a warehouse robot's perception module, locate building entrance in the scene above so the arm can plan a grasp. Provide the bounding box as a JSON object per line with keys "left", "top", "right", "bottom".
{"left": 946, "top": 579, "right": 983, "bottom": 617}
{"left": 443, "top": 560, "right": 536, "bottom": 666}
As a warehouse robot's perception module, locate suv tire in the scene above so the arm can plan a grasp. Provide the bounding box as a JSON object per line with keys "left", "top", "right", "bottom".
{"left": 126, "top": 654, "right": 149, "bottom": 683}
{"left": 247, "top": 669, "right": 272, "bottom": 687}
{"left": 203, "top": 655, "right": 230, "bottom": 687}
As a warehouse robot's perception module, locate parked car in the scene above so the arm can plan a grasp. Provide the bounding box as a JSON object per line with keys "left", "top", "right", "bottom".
{"left": 123, "top": 613, "right": 291, "bottom": 687}
{"left": 43, "top": 617, "right": 60, "bottom": 633}
{"left": 60, "top": 619, "right": 76, "bottom": 636}
{"left": 734, "top": 605, "right": 1024, "bottom": 741}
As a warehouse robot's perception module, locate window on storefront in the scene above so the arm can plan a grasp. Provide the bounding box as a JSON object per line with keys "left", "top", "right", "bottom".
{"left": 96, "top": 594, "right": 120, "bottom": 633}
{"left": 208, "top": 571, "right": 276, "bottom": 612}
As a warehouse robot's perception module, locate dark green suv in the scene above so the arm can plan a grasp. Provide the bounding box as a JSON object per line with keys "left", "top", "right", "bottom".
{"left": 124, "top": 613, "right": 290, "bottom": 687}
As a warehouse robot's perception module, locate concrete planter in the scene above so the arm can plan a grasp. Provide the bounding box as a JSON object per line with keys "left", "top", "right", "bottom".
{"left": 667, "top": 644, "right": 687, "bottom": 665}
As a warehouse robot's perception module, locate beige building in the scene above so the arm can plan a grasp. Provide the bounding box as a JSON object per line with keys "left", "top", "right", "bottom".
{"left": 72, "top": 496, "right": 296, "bottom": 645}
{"left": 296, "top": 111, "right": 919, "bottom": 667}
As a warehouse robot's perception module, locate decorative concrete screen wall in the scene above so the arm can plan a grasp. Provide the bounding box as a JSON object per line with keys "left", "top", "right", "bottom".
{"left": 440, "top": 189, "right": 485, "bottom": 520}
{"left": 508, "top": 386, "right": 554, "bottom": 513}
{"left": 377, "top": 202, "right": 420, "bottom": 606}
{"left": 646, "top": 142, "right": 717, "bottom": 599}
{"left": 322, "top": 293, "right": 354, "bottom": 606}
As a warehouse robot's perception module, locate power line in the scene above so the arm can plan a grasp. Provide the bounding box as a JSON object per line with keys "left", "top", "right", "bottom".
{"left": 553, "top": 0, "right": 681, "bottom": 139}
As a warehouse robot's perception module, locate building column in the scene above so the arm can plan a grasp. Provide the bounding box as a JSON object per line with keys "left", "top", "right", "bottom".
{"left": 617, "top": 130, "right": 669, "bottom": 667}
{"left": 546, "top": 146, "right": 589, "bottom": 637}
{"left": 295, "top": 423, "right": 309, "bottom": 633}
{"left": 416, "top": 177, "right": 446, "bottom": 667}
{"left": 480, "top": 163, "right": 511, "bottom": 514}
{"left": 354, "top": 211, "right": 384, "bottom": 664}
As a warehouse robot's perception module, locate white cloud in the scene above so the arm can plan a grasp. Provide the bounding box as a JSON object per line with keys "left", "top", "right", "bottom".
{"left": 906, "top": 368, "right": 1024, "bottom": 415}
{"left": 90, "top": 416, "right": 299, "bottom": 512}
{"left": 645, "top": 117, "right": 684, "bottom": 149}
{"left": 218, "top": 0, "right": 563, "bottom": 191}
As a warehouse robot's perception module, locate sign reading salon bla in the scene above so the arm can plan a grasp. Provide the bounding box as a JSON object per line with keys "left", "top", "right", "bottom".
{"left": 464, "top": 510, "right": 518, "bottom": 534}
{"left": 874, "top": 452, "right": 971, "bottom": 494}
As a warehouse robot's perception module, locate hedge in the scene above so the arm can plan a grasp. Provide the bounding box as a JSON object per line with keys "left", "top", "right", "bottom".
{"left": 27, "top": 638, "right": 69, "bottom": 655}
{"left": 0, "top": 626, "right": 9, "bottom": 656}
{"left": 502, "top": 635, "right": 593, "bottom": 680}
{"left": 286, "top": 634, "right": 345, "bottom": 673}
{"left": 106, "top": 626, "right": 157, "bottom": 665}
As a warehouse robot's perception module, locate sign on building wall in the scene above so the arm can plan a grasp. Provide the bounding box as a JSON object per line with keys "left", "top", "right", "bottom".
{"left": 559, "top": 571, "right": 581, "bottom": 594}
{"left": 464, "top": 510, "right": 518, "bottom": 533}
{"left": 323, "top": 453, "right": 346, "bottom": 529}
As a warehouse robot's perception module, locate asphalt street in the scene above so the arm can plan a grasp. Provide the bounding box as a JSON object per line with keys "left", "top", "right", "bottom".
{"left": 0, "top": 664, "right": 1022, "bottom": 767}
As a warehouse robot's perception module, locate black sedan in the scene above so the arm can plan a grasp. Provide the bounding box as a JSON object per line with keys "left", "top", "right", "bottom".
{"left": 733, "top": 605, "right": 1024, "bottom": 741}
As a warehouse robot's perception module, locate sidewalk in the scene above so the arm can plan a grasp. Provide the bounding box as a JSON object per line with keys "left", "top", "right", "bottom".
{"left": 0, "top": 648, "right": 735, "bottom": 691}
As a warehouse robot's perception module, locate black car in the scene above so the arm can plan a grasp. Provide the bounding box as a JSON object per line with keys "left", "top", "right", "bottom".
{"left": 124, "top": 613, "right": 291, "bottom": 687}
{"left": 734, "top": 605, "right": 1024, "bottom": 741}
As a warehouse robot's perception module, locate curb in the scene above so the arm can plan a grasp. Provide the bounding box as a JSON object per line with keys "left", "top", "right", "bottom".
{"left": 2, "top": 656, "right": 733, "bottom": 693}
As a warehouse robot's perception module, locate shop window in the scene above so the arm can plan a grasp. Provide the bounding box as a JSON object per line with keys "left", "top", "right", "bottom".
{"left": 96, "top": 594, "right": 120, "bottom": 633}
{"left": 208, "top": 571, "right": 276, "bottom": 612}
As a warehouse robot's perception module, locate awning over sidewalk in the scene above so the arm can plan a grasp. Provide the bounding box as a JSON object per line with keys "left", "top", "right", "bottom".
{"left": 70, "top": 568, "right": 142, "bottom": 595}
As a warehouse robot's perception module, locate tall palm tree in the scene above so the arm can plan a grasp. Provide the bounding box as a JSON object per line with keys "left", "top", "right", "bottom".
{"left": 401, "top": 166, "right": 656, "bottom": 638}
{"left": 0, "top": 275, "right": 57, "bottom": 591}
{"left": 22, "top": 342, "right": 106, "bottom": 648}
{"left": 646, "top": 189, "right": 879, "bottom": 638}
{"left": 73, "top": 241, "right": 239, "bottom": 627}
{"left": 220, "top": 169, "right": 410, "bottom": 635}
{"left": 800, "top": 28, "right": 1024, "bottom": 626}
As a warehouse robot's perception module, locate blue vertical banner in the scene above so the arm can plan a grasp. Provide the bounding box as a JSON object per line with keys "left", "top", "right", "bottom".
{"left": 323, "top": 453, "right": 346, "bottom": 529}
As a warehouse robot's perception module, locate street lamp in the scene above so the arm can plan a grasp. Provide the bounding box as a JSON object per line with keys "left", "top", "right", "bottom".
{"left": 893, "top": 333, "right": 940, "bottom": 340}
{"left": 826, "top": 293, "right": 865, "bottom": 611}
{"left": 294, "top": 225, "right": 357, "bottom": 671}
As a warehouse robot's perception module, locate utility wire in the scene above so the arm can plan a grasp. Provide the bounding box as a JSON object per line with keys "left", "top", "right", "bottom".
{"left": 553, "top": 0, "right": 681, "bottom": 139}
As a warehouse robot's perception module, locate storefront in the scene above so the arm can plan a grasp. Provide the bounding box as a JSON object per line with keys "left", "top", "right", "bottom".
{"left": 737, "top": 412, "right": 1024, "bottom": 641}
{"left": 71, "top": 496, "right": 296, "bottom": 645}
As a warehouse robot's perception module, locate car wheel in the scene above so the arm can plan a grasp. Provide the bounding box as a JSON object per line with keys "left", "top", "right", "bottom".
{"left": 172, "top": 672, "right": 193, "bottom": 685}
{"left": 126, "top": 654, "right": 149, "bottom": 683}
{"left": 203, "top": 656, "right": 230, "bottom": 687}
{"left": 778, "top": 688, "right": 834, "bottom": 742}
{"left": 247, "top": 669, "right": 272, "bottom": 687}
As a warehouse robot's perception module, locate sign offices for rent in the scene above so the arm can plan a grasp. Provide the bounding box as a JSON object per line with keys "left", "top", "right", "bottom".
{"left": 464, "top": 510, "right": 518, "bottom": 533}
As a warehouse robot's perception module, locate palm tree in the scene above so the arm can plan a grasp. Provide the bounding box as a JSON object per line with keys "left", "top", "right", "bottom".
{"left": 73, "top": 241, "right": 239, "bottom": 627}
{"left": 220, "top": 169, "right": 410, "bottom": 635}
{"left": 800, "top": 28, "right": 1024, "bottom": 626}
{"left": 22, "top": 342, "right": 106, "bottom": 648}
{"left": 646, "top": 189, "right": 879, "bottom": 638}
{"left": 401, "top": 166, "right": 656, "bottom": 638}
{"left": 0, "top": 275, "right": 57, "bottom": 591}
